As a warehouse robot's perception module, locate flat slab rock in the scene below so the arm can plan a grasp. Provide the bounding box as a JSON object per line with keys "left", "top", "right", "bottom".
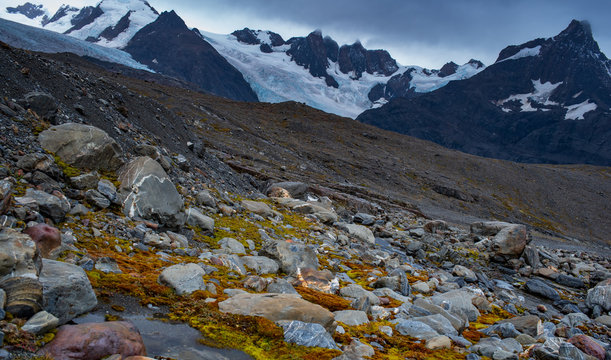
{"left": 218, "top": 293, "right": 337, "bottom": 333}
{"left": 158, "top": 263, "right": 206, "bottom": 295}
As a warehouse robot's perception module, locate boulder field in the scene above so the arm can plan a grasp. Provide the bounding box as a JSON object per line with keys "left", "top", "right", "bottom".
{"left": 0, "top": 96, "right": 609, "bottom": 359}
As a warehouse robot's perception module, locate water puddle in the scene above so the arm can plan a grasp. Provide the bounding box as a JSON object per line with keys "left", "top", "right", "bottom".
{"left": 73, "top": 295, "right": 252, "bottom": 360}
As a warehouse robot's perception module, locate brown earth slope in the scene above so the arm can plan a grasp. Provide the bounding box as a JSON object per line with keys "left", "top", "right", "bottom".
{"left": 1, "top": 44, "right": 609, "bottom": 248}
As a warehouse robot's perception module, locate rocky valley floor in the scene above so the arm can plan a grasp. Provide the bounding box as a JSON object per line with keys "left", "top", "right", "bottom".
{"left": 0, "top": 42, "right": 610, "bottom": 360}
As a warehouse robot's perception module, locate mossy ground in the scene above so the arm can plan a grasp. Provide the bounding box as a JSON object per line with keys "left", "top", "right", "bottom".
{"left": 335, "top": 321, "right": 468, "bottom": 360}
{"left": 44, "top": 196, "right": 479, "bottom": 359}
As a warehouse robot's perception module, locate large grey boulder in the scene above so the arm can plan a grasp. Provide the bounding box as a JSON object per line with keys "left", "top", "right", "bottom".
{"left": 219, "top": 293, "right": 337, "bottom": 333}
{"left": 276, "top": 241, "right": 319, "bottom": 275}
{"left": 430, "top": 289, "right": 480, "bottom": 322}
{"left": 118, "top": 157, "right": 185, "bottom": 227}
{"left": 241, "top": 200, "right": 278, "bottom": 218}
{"left": 524, "top": 279, "right": 560, "bottom": 301}
{"left": 412, "top": 314, "right": 458, "bottom": 337}
{"left": 24, "top": 91, "right": 57, "bottom": 120}
{"left": 24, "top": 189, "right": 70, "bottom": 224}
{"left": 218, "top": 237, "right": 246, "bottom": 255}
{"left": 0, "top": 228, "right": 41, "bottom": 281}
{"left": 268, "top": 182, "right": 308, "bottom": 198}
{"left": 336, "top": 223, "right": 375, "bottom": 245}
{"left": 39, "top": 259, "right": 97, "bottom": 325}
{"left": 340, "top": 284, "right": 380, "bottom": 305}
{"left": 334, "top": 310, "right": 369, "bottom": 326}
{"left": 185, "top": 208, "right": 214, "bottom": 232}
{"left": 586, "top": 279, "right": 611, "bottom": 311}
{"left": 39, "top": 123, "right": 123, "bottom": 171}
{"left": 278, "top": 320, "right": 339, "bottom": 350}
{"left": 274, "top": 198, "right": 338, "bottom": 224}
{"left": 242, "top": 256, "right": 280, "bottom": 275}
{"left": 395, "top": 319, "right": 439, "bottom": 340}
{"left": 499, "top": 315, "right": 543, "bottom": 337}
{"left": 158, "top": 263, "right": 206, "bottom": 295}
{"left": 491, "top": 224, "right": 528, "bottom": 257}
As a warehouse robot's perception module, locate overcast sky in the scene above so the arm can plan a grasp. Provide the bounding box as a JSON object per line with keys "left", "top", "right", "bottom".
{"left": 39, "top": 0, "right": 611, "bottom": 68}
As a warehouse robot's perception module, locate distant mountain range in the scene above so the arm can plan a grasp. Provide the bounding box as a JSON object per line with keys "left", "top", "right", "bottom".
{"left": 0, "top": 0, "right": 485, "bottom": 115}
{"left": 358, "top": 20, "right": 611, "bottom": 165}
{"left": 1, "top": 1, "right": 610, "bottom": 165}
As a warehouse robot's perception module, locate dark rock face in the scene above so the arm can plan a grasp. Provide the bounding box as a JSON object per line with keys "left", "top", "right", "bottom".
{"left": 358, "top": 20, "right": 611, "bottom": 165}
{"left": 98, "top": 10, "right": 132, "bottom": 42}
{"left": 64, "top": 5, "right": 103, "bottom": 34}
{"left": 287, "top": 30, "right": 339, "bottom": 88}
{"left": 467, "top": 59, "right": 485, "bottom": 69}
{"left": 438, "top": 62, "right": 458, "bottom": 77}
{"left": 368, "top": 70, "right": 417, "bottom": 102}
{"left": 42, "top": 5, "right": 78, "bottom": 26}
{"left": 232, "top": 28, "right": 259, "bottom": 45}
{"left": 324, "top": 36, "right": 339, "bottom": 62}
{"left": 232, "top": 28, "right": 285, "bottom": 47}
{"left": 6, "top": 2, "right": 45, "bottom": 19}
{"left": 338, "top": 42, "right": 398, "bottom": 79}
{"left": 124, "top": 11, "right": 258, "bottom": 102}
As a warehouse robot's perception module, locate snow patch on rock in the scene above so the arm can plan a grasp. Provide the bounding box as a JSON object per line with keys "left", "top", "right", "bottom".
{"left": 564, "top": 100, "right": 597, "bottom": 120}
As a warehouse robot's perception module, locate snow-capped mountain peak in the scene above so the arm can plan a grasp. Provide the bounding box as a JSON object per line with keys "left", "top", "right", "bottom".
{"left": 1, "top": 2, "right": 486, "bottom": 117}
{"left": 2, "top": 0, "right": 158, "bottom": 48}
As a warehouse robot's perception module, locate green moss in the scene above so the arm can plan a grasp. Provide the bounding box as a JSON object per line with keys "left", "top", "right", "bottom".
{"left": 53, "top": 155, "right": 81, "bottom": 177}
{"left": 170, "top": 297, "right": 341, "bottom": 360}
{"left": 336, "top": 321, "right": 467, "bottom": 360}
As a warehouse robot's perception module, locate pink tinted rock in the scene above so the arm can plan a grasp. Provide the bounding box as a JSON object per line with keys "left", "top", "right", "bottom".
{"left": 568, "top": 334, "right": 605, "bottom": 360}
{"left": 24, "top": 224, "right": 61, "bottom": 258}
{"left": 39, "top": 321, "right": 146, "bottom": 360}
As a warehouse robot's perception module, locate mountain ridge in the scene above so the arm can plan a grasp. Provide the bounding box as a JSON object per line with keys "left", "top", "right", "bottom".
{"left": 1, "top": 1, "right": 486, "bottom": 117}
{"left": 358, "top": 20, "right": 611, "bottom": 166}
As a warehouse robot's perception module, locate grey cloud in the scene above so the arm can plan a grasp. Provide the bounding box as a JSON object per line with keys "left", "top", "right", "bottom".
{"left": 154, "top": 0, "right": 611, "bottom": 68}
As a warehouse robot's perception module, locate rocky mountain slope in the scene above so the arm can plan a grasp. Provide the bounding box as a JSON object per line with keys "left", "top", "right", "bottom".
{"left": 0, "top": 40, "right": 610, "bottom": 360}
{"left": 358, "top": 20, "right": 611, "bottom": 166}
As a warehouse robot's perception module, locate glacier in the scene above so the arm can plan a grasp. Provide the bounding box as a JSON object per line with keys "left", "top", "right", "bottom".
{"left": 0, "top": 18, "right": 151, "bottom": 71}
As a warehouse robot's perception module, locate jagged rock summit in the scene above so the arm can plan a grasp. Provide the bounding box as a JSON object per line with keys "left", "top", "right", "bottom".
{"left": 358, "top": 20, "right": 611, "bottom": 165}
{"left": 123, "top": 10, "right": 258, "bottom": 102}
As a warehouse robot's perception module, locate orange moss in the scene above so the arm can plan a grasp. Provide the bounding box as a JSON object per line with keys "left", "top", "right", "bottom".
{"left": 477, "top": 305, "right": 514, "bottom": 325}
{"left": 296, "top": 286, "right": 352, "bottom": 312}
{"left": 462, "top": 328, "right": 484, "bottom": 343}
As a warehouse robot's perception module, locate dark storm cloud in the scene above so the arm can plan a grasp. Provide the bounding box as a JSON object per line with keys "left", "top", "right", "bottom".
{"left": 156, "top": 0, "right": 611, "bottom": 68}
